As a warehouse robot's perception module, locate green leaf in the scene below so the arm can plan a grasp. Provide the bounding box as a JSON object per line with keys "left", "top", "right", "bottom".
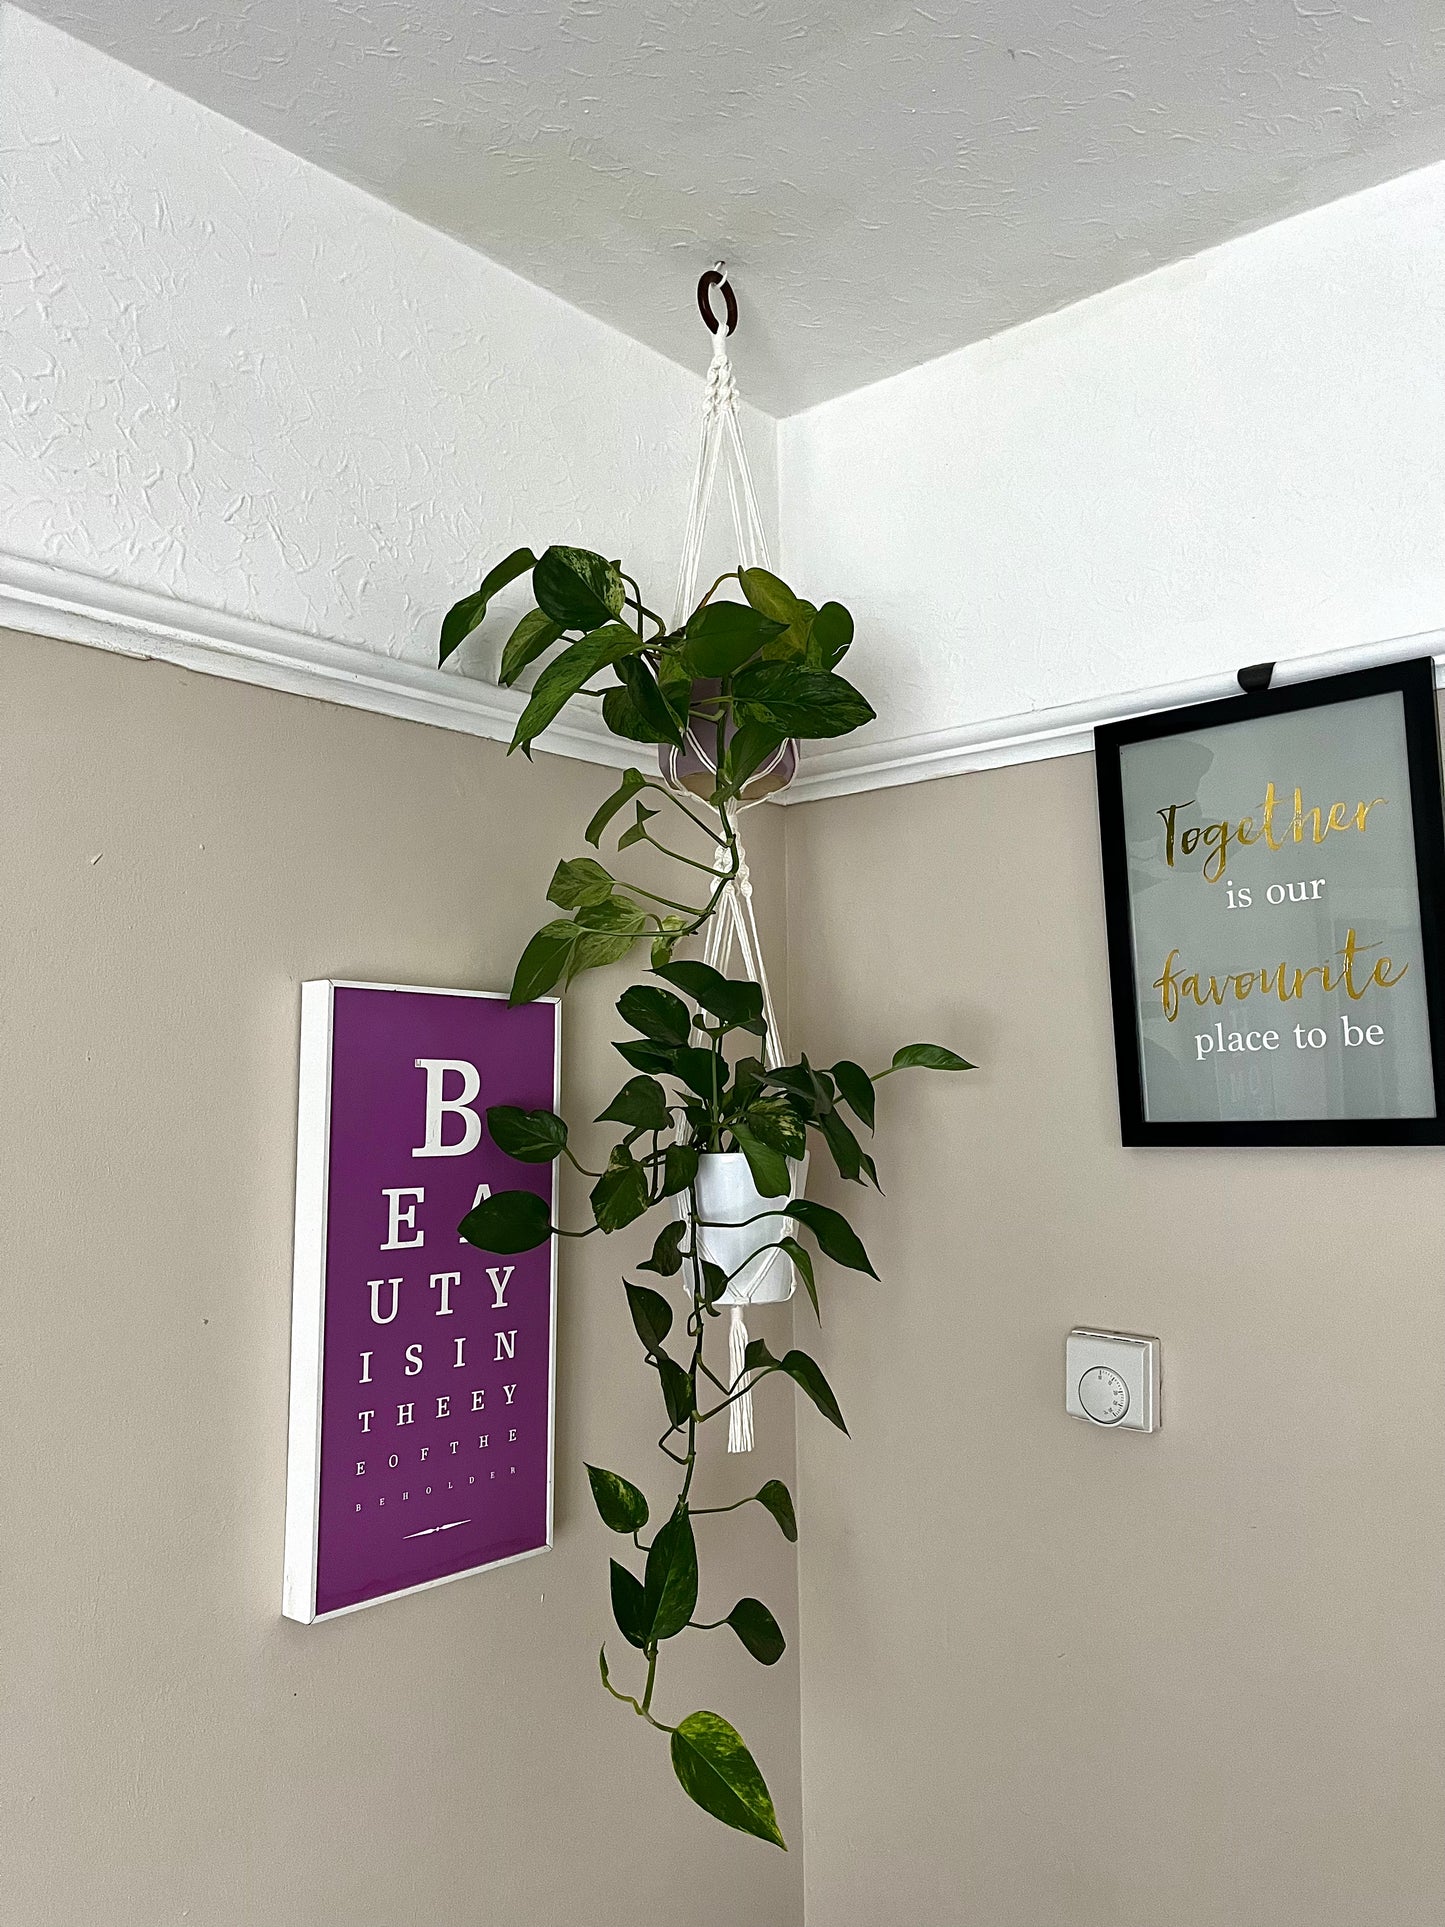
{"left": 459, "top": 1189, "right": 551, "bottom": 1255}
{"left": 586, "top": 1464, "right": 649, "bottom": 1534}
{"left": 672, "top": 1046, "right": 725, "bottom": 1101}
{"left": 509, "top": 919, "right": 577, "bottom": 1005}
{"left": 888, "top": 1043, "right": 976, "bottom": 1073}
{"left": 783, "top": 1347, "right": 847, "bottom": 1431}
{"left": 729, "top": 1055, "right": 768, "bottom": 1108}
{"left": 638, "top": 1219, "right": 687, "bottom": 1276}
{"left": 573, "top": 895, "right": 646, "bottom": 935}
{"left": 613, "top": 1037, "right": 681, "bottom": 1077}
{"left": 817, "top": 1107, "right": 877, "bottom": 1188}
{"left": 486, "top": 1104, "right": 567, "bottom": 1163}
{"left": 718, "top": 720, "right": 787, "bottom": 800}
{"left": 725, "top": 1597, "right": 786, "bottom": 1666}
{"left": 787, "top": 1197, "right": 877, "bottom": 1278}
{"left": 656, "top": 1352, "right": 694, "bottom": 1427}
{"left": 645, "top": 1503, "right": 698, "bottom": 1641}
{"left": 741, "top": 1094, "right": 807, "bottom": 1160}
{"left": 739, "top": 566, "right": 818, "bottom": 663}
{"left": 585, "top": 767, "right": 648, "bottom": 847}
{"left": 778, "top": 1236, "right": 818, "bottom": 1322}
{"left": 600, "top": 683, "right": 678, "bottom": 746}
{"left": 617, "top": 982, "right": 694, "bottom": 1048}
{"left": 498, "top": 607, "right": 564, "bottom": 685}
{"left": 566, "top": 925, "right": 641, "bottom": 981}
{"left": 670, "top": 1711, "right": 786, "bottom": 1849}
{"left": 730, "top": 1121, "right": 791, "bottom": 1199}
{"left": 739, "top": 566, "right": 807, "bottom": 629}
{"left": 682, "top": 601, "right": 786, "bottom": 677}
{"left": 616, "top": 654, "right": 686, "bottom": 748}
{"left": 745, "top": 1339, "right": 848, "bottom": 1434}
{"left": 439, "top": 546, "right": 536, "bottom": 664}
{"left": 597, "top": 1075, "right": 671, "bottom": 1133}
{"left": 732, "top": 662, "right": 875, "bottom": 740}
{"left": 625, "top": 1281, "right": 674, "bottom": 1356}
{"left": 829, "top": 1059, "right": 875, "bottom": 1132}
{"left": 547, "top": 855, "right": 615, "bottom": 909}
{"left": 532, "top": 544, "right": 624, "bottom": 632}
{"left": 650, "top": 917, "right": 687, "bottom": 969}
{"left": 610, "top": 1560, "right": 650, "bottom": 1649}
{"left": 764, "top": 1060, "right": 835, "bottom": 1120}
{"left": 809, "top": 600, "right": 854, "bottom": 669}
{"left": 656, "top": 646, "right": 693, "bottom": 716}
{"left": 661, "top": 1142, "right": 699, "bottom": 1198}
{"left": 655, "top": 960, "right": 766, "bottom": 1036}
{"left": 590, "top": 1150, "right": 650, "bottom": 1232}
{"left": 754, "top": 1479, "right": 798, "bottom": 1543}
{"left": 701, "top": 1261, "right": 729, "bottom": 1311}
{"left": 511, "top": 624, "right": 643, "bottom": 755}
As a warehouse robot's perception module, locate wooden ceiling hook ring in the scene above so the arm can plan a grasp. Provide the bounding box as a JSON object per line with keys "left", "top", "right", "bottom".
{"left": 697, "top": 264, "right": 738, "bottom": 337}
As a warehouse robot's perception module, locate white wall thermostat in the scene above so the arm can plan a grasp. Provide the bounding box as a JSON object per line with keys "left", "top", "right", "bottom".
{"left": 1065, "top": 1329, "right": 1160, "bottom": 1433}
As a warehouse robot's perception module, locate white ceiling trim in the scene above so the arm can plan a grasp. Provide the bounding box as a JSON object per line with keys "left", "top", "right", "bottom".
{"left": 7, "top": 551, "right": 1443, "bottom": 805}
{"left": 0, "top": 551, "right": 634, "bottom": 773}
{"left": 779, "top": 630, "right": 1445, "bottom": 803}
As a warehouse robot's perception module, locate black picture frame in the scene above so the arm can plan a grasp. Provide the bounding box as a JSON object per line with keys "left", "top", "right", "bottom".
{"left": 1094, "top": 658, "right": 1445, "bottom": 1147}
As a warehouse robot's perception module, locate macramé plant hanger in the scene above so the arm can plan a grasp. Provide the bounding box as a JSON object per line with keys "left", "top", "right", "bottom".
{"left": 436, "top": 263, "right": 973, "bottom": 1848}
{"left": 664, "top": 264, "right": 804, "bottom": 1457}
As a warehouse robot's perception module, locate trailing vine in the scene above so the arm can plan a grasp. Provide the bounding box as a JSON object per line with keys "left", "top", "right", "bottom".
{"left": 441, "top": 545, "right": 971, "bottom": 1844}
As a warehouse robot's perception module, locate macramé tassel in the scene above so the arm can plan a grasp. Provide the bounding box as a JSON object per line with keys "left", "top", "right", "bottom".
{"left": 727, "top": 1304, "right": 754, "bottom": 1454}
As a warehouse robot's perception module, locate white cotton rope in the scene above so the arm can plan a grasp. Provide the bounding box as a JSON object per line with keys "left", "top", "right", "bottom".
{"left": 702, "top": 837, "right": 786, "bottom": 1456}
{"left": 670, "top": 323, "right": 772, "bottom": 632}
{"left": 669, "top": 278, "right": 789, "bottom": 1452}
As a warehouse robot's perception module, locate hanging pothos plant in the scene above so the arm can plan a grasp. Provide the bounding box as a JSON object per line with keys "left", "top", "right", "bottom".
{"left": 440, "top": 544, "right": 971, "bottom": 1847}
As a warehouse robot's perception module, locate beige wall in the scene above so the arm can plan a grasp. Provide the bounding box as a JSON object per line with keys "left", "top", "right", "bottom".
{"left": 10, "top": 622, "right": 1445, "bottom": 1927}
{"left": 0, "top": 628, "right": 802, "bottom": 1927}
{"left": 785, "top": 749, "right": 1445, "bottom": 1927}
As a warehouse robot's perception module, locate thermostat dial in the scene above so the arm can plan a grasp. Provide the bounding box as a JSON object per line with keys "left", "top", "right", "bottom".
{"left": 1077, "top": 1364, "right": 1129, "bottom": 1425}
{"left": 1065, "top": 1329, "right": 1160, "bottom": 1432}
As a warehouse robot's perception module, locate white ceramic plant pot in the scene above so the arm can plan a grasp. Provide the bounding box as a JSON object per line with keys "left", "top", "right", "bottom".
{"left": 680, "top": 1150, "right": 807, "bottom": 1305}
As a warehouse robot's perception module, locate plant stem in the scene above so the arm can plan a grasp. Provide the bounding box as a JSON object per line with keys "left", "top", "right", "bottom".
{"left": 695, "top": 1369, "right": 775, "bottom": 1426}
{"left": 602, "top": 1650, "right": 671, "bottom": 1731}
{"left": 641, "top": 829, "right": 724, "bottom": 875}
{"left": 640, "top": 1643, "right": 659, "bottom": 1713}
{"left": 693, "top": 569, "right": 741, "bottom": 613}
{"left": 621, "top": 574, "right": 665, "bottom": 637}
{"left": 644, "top": 784, "right": 726, "bottom": 844}
{"left": 612, "top": 880, "right": 706, "bottom": 915}
{"left": 692, "top": 1206, "right": 793, "bottom": 1232}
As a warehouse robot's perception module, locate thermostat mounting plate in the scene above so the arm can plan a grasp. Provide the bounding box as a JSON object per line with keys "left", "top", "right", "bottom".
{"left": 1065, "top": 1328, "right": 1160, "bottom": 1433}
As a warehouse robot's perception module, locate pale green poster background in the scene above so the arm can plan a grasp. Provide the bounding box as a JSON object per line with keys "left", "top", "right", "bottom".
{"left": 1117, "top": 690, "right": 1434, "bottom": 1123}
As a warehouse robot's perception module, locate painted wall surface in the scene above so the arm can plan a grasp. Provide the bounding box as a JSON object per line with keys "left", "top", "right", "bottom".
{"left": 0, "top": 7, "right": 774, "bottom": 680}
{"left": 780, "top": 159, "right": 1445, "bottom": 755}
{"left": 0, "top": 627, "right": 802, "bottom": 1927}
{"left": 785, "top": 750, "right": 1445, "bottom": 1927}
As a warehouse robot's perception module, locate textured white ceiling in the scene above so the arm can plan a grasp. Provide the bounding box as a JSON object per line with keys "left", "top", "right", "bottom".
{"left": 17, "top": 1, "right": 1445, "bottom": 413}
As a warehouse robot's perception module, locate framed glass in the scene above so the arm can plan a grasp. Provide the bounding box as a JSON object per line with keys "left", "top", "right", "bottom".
{"left": 1094, "top": 659, "right": 1445, "bottom": 1145}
